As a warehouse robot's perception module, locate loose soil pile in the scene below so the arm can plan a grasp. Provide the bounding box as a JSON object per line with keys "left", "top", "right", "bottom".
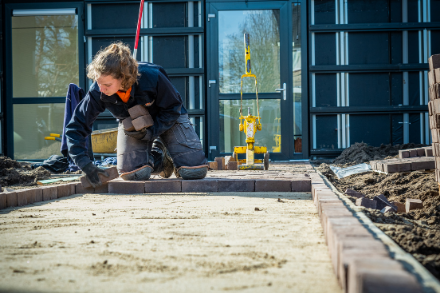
{"left": 315, "top": 143, "right": 440, "bottom": 280}
{"left": 0, "top": 156, "right": 51, "bottom": 188}
{"left": 333, "top": 142, "right": 425, "bottom": 165}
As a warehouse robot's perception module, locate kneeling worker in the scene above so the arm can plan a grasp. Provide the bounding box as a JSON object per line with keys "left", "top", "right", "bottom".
{"left": 66, "top": 42, "right": 208, "bottom": 187}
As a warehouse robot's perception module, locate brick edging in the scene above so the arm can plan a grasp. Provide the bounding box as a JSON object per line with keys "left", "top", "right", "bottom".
{"left": 311, "top": 168, "right": 440, "bottom": 292}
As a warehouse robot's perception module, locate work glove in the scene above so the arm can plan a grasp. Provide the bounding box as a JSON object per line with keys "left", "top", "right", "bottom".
{"left": 124, "top": 128, "right": 153, "bottom": 141}
{"left": 82, "top": 162, "right": 109, "bottom": 188}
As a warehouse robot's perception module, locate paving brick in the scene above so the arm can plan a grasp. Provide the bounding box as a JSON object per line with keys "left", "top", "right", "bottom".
{"left": 26, "top": 189, "right": 36, "bottom": 204}
{"left": 321, "top": 208, "right": 353, "bottom": 231}
{"left": 417, "top": 148, "right": 426, "bottom": 156}
{"left": 214, "top": 157, "right": 225, "bottom": 170}
{"left": 433, "top": 129, "right": 440, "bottom": 143}
{"left": 424, "top": 146, "right": 433, "bottom": 157}
{"left": 122, "top": 117, "right": 135, "bottom": 131}
{"left": 311, "top": 183, "right": 327, "bottom": 201}
{"left": 132, "top": 114, "right": 154, "bottom": 131}
{"left": 217, "top": 179, "right": 254, "bottom": 192}
{"left": 405, "top": 198, "right": 423, "bottom": 212}
{"left": 75, "top": 182, "right": 94, "bottom": 194}
{"left": 227, "top": 161, "right": 238, "bottom": 171}
{"left": 291, "top": 179, "right": 311, "bottom": 192}
{"left": 411, "top": 158, "right": 435, "bottom": 170}
{"left": 57, "top": 184, "right": 71, "bottom": 198}
{"left": 398, "top": 150, "right": 410, "bottom": 159}
{"left": 42, "top": 186, "right": 57, "bottom": 201}
{"left": 0, "top": 194, "right": 6, "bottom": 209}
{"left": 94, "top": 183, "right": 108, "bottom": 194}
{"left": 383, "top": 162, "right": 411, "bottom": 173}
{"left": 208, "top": 161, "right": 218, "bottom": 170}
{"left": 429, "top": 70, "right": 436, "bottom": 86}
{"left": 318, "top": 201, "right": 344, "bottom": 217}
{"left": 145, "top": 179, "right": 182, "bottom": 193}
{"left": 128, "top": 104, "right": 149, "bottom": 119}
{"left": 345, "top": 189, "right": 365, "bottom": 198}
{"left": 429, "top": 53, "right": 440, "bottom": 71}
{"left": 410, "top": 149, "right": 418, "bottom": 157}
{"left": 391, "top": 201, "right": 405, "bottom": 213}
{"left": 356, "top": 197, "right": 377, "bottom": 209}
{"left": 6, "top": 192, "right": 17, "bottom": 207}
{"left": 35, "top": 188, "right": 43, "bottom": 202}
{"left": 429, "top": 100, "right": 434, "bottom": 116}
{"left": 80, "top": 167, "right": 119, "bottom": 189}
{"left": 16, "top": 190, "right": 28, "bottom": 206}
{"left": 373, "top": 194, "right": 397, "bottom": 211}
{"left": 347, "top": 258, "right": 423, "bottom": 293}
{"left": 255, "top": 180, "right": 291, "bottom": 192}
{"left": 108, "top": 179, "right": 145, "bottom": 194}
{"left": 339, "top": 252, "right": 390, "bottom": 291}
{"left": 181, "top": 179, "right": 218, "bottom": 192}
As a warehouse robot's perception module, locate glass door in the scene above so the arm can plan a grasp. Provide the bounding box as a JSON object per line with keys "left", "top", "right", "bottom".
{"left": 207, "top": 1, "right": 293, "bottom": 160}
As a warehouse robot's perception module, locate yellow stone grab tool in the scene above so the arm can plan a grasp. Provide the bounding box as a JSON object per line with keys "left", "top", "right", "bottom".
{"left": 234, "top": 33, "right": 269, "bottom": 170}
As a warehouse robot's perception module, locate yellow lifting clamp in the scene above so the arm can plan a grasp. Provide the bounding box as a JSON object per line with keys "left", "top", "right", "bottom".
{"left": 234, "top": 33, "right": 269, "bottom": 171}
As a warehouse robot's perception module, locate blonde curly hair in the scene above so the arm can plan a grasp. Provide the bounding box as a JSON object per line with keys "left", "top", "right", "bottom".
{"left": 87, "top": 42, "right": 139, "bottom": 90}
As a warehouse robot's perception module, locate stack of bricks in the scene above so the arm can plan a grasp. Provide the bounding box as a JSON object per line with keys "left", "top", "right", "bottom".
{"left": 428, "top": 54, "right": 440, "bottom": 187}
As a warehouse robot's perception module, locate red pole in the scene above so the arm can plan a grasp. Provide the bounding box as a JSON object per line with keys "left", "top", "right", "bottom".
{"left": 133, "top": 0, "right": 145, "bottom": 59}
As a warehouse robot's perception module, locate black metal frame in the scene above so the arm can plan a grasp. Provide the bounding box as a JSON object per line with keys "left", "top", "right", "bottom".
{"left": 206, "top": 0, "right": 308, "bottom": 160}
{"left": 308, "top": 2, "right": 435, "bottom": 157}
{"left": 4, "top": 2, "right": 85, "bottom": 159}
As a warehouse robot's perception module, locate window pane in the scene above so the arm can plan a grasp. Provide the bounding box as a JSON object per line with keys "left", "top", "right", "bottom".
{"left": 315, "top": 115, "right": 337, "bottom": 150}
{"left": 218, "top": 10, "right": 280, "bottom": 93}
{"left": 13, "top": 103, "right": 65, "bottom": 160}
{"left": 219, "top": 99, "right": 281, "bottom": 153}
{"left": 314, "top": 0, "right": 336, "bottom": 25}
{"left": 153, "top": 36, "right": 188, "bottom": 68}
{"left": 12, "top": 14, "right": 78, "bottom": 98}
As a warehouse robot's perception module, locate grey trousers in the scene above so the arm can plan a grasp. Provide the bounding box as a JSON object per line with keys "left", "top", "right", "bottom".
{"left": 117, "top": 114, "right": 207, "bottom": 174}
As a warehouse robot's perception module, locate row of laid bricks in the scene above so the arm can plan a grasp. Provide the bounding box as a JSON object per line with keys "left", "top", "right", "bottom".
{"left": 309, "top": 173, "right": 423, "bottom": 293}
{"left": 108, "top": 177, "right": 312, "bottom": 194}
{"left": 0, "top": 182, "right": 106, "bottom": 210}
{"left": 0, "top": 177, "right": 312, "bottom": 209}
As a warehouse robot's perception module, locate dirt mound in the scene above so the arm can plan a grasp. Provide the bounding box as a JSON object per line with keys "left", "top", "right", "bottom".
{"left": 333, "top": 142, "right": 425, "bottom": 165}
{"left": 0, "top": 156, "right": 51, "bottom": 187}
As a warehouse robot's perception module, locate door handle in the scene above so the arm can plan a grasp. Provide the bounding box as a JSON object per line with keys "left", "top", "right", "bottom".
{"left": 275, "top": 83, "right": 286, "bottom": 100}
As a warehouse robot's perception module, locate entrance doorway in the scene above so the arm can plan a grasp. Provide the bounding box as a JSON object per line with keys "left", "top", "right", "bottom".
{"left": 206, "top": 1, "right": 305, "bottom": 160}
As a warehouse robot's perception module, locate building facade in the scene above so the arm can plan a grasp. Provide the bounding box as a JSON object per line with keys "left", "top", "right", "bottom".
{"left": 0, "top": 0, "right": 437, "bottom": 161}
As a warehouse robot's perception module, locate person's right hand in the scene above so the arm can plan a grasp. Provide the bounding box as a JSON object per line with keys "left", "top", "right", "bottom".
{"left": 82, "top": 162, "right": 109, "bottom": 188}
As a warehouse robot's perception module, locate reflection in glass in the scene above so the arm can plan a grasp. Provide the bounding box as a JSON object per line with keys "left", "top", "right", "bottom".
{"left": 219, "top": 10, "right": 280, "bottom": 94}
{"left": 190, "top": 116, "right": 204, "bottom": 148}
{"left": 12, "top": 15, "right": 79, "bottom": 98}
{"left": 13, "top": 104, "right": 65, "bottom": 160}
{"left": 219, "top": 99, "right": 281, "bottom": 153}
{"left": 292, "top": 3, "right": 302, "bottom": 153}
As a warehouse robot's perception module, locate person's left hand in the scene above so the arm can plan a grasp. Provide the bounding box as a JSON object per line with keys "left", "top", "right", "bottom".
{"left": 124, "top": 128, "right": 152, "bottom": 141}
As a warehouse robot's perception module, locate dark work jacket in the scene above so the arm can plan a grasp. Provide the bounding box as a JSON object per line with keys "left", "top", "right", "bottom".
{"left": 65, "top": 62, "right": 186, "bottom": 169}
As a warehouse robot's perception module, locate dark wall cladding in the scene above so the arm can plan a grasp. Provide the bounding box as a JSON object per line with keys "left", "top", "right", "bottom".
{"left": 432, "top": 31, "right": 440, "bottom": 55}
{"left": 432, "top": 0, "right": 440, "bottom": 22}
{"left": 349, "top": 73, "right": 390, "bottom": 107}
{"left": 392, "top": 114, "right": 403, "bottom": 145}
{"left": 390, "top": 72, "right": 403, "bottom": 106}
{"left": 169, "top": 77, "right": 187, "bottom": 103}
{"left": 350, "top": 114, "right": 391, "bottom": 146}
{"left": 152, "top": 2, "right": 187, "bottom": 28}
{"left": 409, "top": 113, "right": 421, "bottom": 143}
{"left": 313, "top": 0, "right": 335, "bottom": 24}
{"left": 408, "top": 31, "right": 419, "bottom": 64}
{"left": 349, "top": 32, "right": 390, "bottom": 64}
{"left": 409, "top": 72, "right": 420, "bottom": 106}
{"left": 314, "top": 33, "right": 336, "bottom": 65}
{"left": 153, "top": 36, "right": 187, "bottom": 68}
{"left": 92, "top": 37, "right": 139, "bottom": 61}
{"left": 91, "top": 4, "right": 138, "bottom": 29}
{"left": 315, "top": 115, "right": 338, "bottom": 149}
{"left": 315, "top": 74, "right": 337, "bottom": 107}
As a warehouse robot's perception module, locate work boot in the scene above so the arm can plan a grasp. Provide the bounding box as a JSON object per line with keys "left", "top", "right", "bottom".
{"left": 151, "top": 139, "right": 174, "bottom": 178}
{"left": 175, "top": 165, "right": 208, "bottom": 180}
{"left": 120, "top": 165, "right": 153, "bottom": 181}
